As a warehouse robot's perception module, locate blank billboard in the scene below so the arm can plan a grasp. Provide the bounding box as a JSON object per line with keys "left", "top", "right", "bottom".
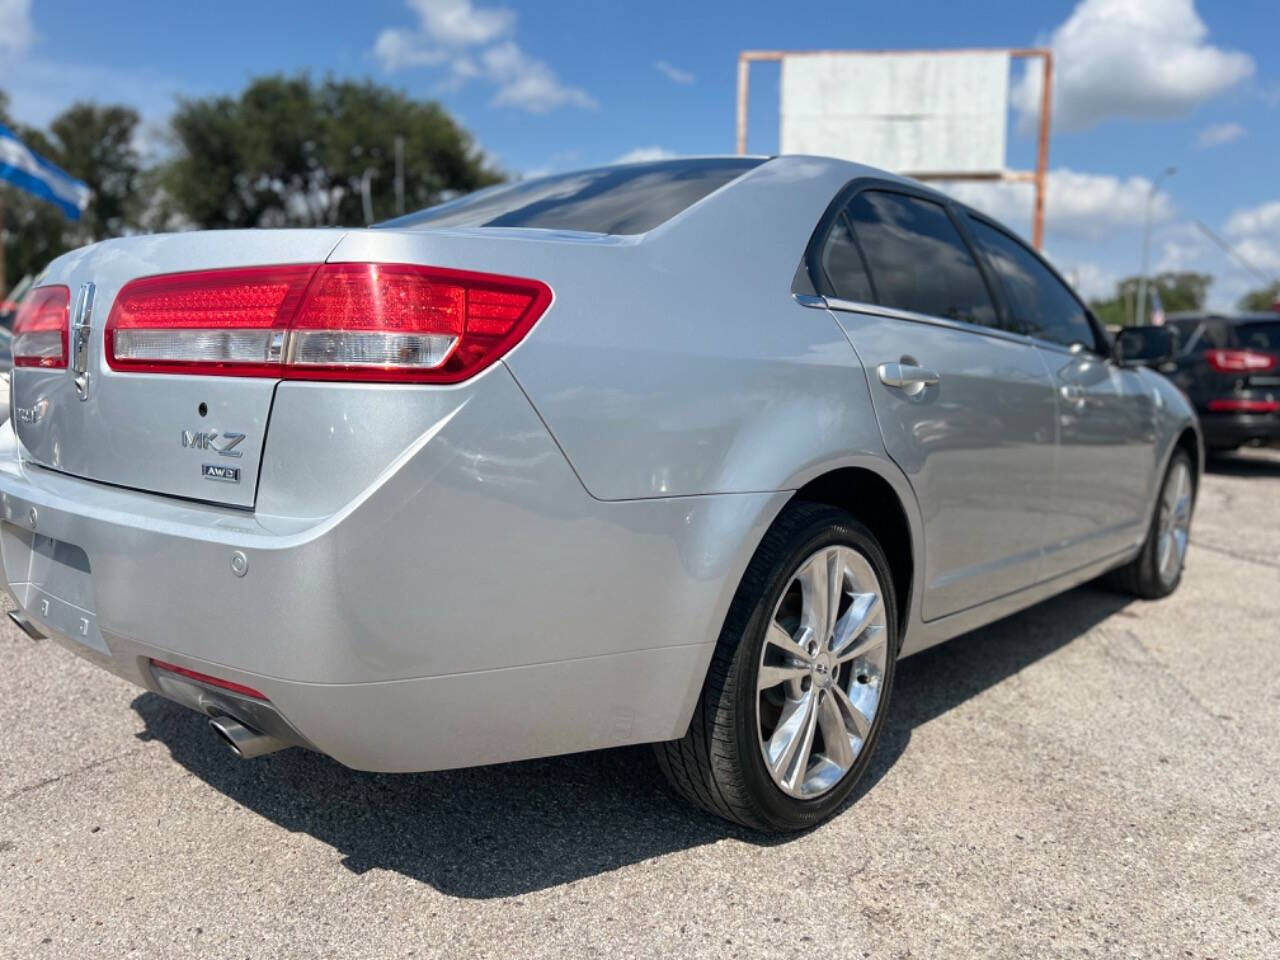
{"left": 780, "top": 52, "right": 1010, "bottom": 175}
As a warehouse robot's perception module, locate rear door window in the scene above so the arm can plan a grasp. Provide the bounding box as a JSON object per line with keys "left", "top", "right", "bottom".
{"left": 846, "top": 191, "right": 999, "bottom": 329}
{"left": 966, "top": 217, "right": 1098, "bottom": 351}
{"left": 1231, "top": 321, "right": 1280, "bottom": 352}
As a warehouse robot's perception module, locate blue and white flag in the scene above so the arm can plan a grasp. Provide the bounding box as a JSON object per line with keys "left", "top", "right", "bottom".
{"left": 0, "top": 122, "right": 91, "bottom": 221}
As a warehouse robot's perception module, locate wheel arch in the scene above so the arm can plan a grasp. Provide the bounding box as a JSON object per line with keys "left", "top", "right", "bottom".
{"left": 1175, "top": 425, "right": 1202, "bottom": 491}
{"left": 784, "top": 466, "right": 917, "bottom": 638}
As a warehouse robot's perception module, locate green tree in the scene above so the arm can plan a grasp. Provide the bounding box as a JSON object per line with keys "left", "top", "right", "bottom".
{"left": 165, "top": 75, "right": 503, "bottom": 229}
{"left": 1237, "top": 281, "right": 1280, "bottom": 312}
{"left": 1088, "top": 271, "right": 1213, "bottom": 326}
{"left": 49, "top": 103, "right": 143, "bottom": 238}
{"left": 1, "top": 92, "right": 143, "bottom": 290}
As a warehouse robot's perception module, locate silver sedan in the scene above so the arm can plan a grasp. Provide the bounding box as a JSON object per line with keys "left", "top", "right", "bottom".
{"left": 1, "top": 156, "right": 1198, "bottom": 831}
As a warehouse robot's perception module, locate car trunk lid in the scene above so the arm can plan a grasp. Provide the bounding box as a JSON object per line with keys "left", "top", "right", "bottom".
{"left": 11, "top": 229, "right": 346, "bottom": 508}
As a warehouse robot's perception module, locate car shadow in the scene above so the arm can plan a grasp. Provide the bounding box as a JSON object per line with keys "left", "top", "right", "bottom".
{"left": 1204, "top": 449, "right": 1280, "bottom": 478}
{"left": 131, "top": 584, "right": 1131, "bottom": 899}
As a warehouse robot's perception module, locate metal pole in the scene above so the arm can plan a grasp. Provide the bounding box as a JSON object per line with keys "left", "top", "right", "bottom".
{"left": 1135, "top": 167, "right": 1175, "bottom": 326}
{"left": 394, "top": 136, "right": 405, "bottom": 216}
{"left": 1032, "top": 51, "right": 1052, "bottom": 251}
{"left": 735, "top": 55, "right": 750, "bottom": 155}
{"left": 0, "top": 190, "right": 6, "bottom": 300}
{"left": 361, "top": 168, "right": 377, "bottom": 226}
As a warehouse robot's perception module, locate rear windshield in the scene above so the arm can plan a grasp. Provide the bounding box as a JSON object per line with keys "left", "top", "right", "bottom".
{"left": 379, "top": 158, "right": 764, "bottom": 236}
{"left": 1231, "top": 321, "right": 1280, "bottom": 352}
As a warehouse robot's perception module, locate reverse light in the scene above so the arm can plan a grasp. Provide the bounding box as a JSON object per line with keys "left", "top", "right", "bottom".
{"left": 149, "top": 659, "right": 268, "bottom": 700}
{"left": 12, "top": 285, "right": 71, "bottom": 369}
{"left": 105, "top": 262, "right": 552, "bottom": 383}
{"left": 1206, "top": 349, "right": 1277, "bottom": 374}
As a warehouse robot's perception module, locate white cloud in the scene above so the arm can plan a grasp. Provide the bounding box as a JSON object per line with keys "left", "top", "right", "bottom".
{"left": 615, "top": 146, "right": 677, "bottom": 164}
{"left": 481, "top": 41, "right": 596, "bottom": 113}
{"left": 371, "top": 29, "right": 453, "bottom": 70}
{"left": 1197, "top": 121, "right": 1245, "bottom": 148}
{"left": 942, "top": 168, "right": 1174, "bottom": 241}
{"left": 408, "top": 0, "right": 513, "bottom": 46}
{"left": 1153, "top": 208, "right": 1280, "bottom": 310}
{"left": 372, "top": 0, "right": 595, "bottom": 114}
{"left": 1224, "top": 202, "right": 1280, "bottom": 240}
{"left": 654, "top": 60, "right": 695, "bottom": 85}
{"left": 1011, "top": 0, "right": 1254, "bottom": 132}
{"left": 1221, "top": 202, "right": 1280, "bottom": 281}
{"left": 0, "top": 0, "right": 33, "bottom": 57}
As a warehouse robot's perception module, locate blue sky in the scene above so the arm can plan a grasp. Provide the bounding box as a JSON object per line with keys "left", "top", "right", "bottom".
{"left": 2, "top": 0, "right": 1278, "bottom": 308}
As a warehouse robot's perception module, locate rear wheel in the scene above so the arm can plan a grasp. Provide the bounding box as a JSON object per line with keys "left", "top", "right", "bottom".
{"left": 655, "top": 503, "right": 898, "bottom": 832}
{"left": 1108, "top": 449, "right": 1195, "bottom": 599}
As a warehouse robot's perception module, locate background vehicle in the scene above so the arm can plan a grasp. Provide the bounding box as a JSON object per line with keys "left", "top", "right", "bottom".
{"left": 1165, "top": 312, "right": 1280, "bottom": 452}
{"left": 0, "top": 326, "right": 11, "bottom": 423}
{"left": 0, "top": 276, "right": 35, "bottom": 331}
{"left": 0, "top": 157, "right": 1200, "bottom": 831}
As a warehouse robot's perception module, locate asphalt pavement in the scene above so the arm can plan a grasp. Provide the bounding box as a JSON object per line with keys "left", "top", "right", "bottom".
{"left": 2, "top": 448, "right": 1277, "bottom": 959}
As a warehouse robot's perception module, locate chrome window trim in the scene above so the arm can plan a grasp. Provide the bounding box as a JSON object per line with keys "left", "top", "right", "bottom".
{"left": 1030, "top": 337, "right": 1107, "bottom": 361}
{"left": 819, "top": 296, "right": 1036, "bottom": 348}
{"left": 792, "top": 293, "right": 827, "bottom": 310}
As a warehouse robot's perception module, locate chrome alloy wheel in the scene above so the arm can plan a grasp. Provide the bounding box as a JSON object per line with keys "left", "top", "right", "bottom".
{"left": 1157, "top": 458, "right": 1193, "bottom": 585}
{"left": 756, "top": 545, "right": 889, "bottom": 800}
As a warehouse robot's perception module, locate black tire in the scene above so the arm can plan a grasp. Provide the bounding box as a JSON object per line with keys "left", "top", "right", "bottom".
{"left": 1107, "top": 448, "right": 1195, "bottom": 599}
{"left": 654, "top": 502, "right": 899, "bottom": 832}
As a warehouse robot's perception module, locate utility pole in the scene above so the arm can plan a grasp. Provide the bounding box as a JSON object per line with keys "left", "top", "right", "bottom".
{"left": 361, "top": 168, "right": 378, "bottom": 226}
{"left": 0, "top": 190, "right": 7, "bottom": 300}
{"left": 394, "top": 136, "right": 405, "bottom": 216}
{"left": 1135, "top": 166, "right": 1176, "bottom": 326}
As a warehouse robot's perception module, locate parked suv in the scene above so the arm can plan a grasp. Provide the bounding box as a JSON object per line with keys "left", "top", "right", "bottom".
{"left": 1165, "top": 313, "right": 1280, "bottom": 452}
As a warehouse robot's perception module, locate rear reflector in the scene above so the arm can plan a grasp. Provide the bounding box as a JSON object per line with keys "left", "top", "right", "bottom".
{"left": 12, "top": 285, "right": 71, "bottom": 369}
{"left": 1208, "top": 398, "right": 1280, "bottom": 413}
{"left": 105, "top": 263, "right": 552, "bottom": 383}
{"left": 149, "top": 659, "right": 268, "bottom": 700}
{"left": 1206, "top": 349, "right": 1277, "bottom": 374}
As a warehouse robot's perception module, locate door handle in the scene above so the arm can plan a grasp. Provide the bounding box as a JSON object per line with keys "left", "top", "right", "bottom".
{"left": 877, "top": 362, "right": 940, "bottom": 397}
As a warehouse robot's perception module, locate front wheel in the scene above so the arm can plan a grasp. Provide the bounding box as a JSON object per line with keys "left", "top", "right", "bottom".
{"left": 655, "top": 503, "right": 899, "bottom": 832}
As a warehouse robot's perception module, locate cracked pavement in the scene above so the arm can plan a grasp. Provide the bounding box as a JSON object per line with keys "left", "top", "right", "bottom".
{"left": 1, "top": 448, "right": 1277, "bottom": 959}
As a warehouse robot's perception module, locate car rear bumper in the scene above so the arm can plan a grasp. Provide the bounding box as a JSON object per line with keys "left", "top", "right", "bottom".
{"left": 1198, "top": 411, "right": 1280, "bottom": 448}
{"left": 0, "top": 367, "right": 783, "bottom": 771}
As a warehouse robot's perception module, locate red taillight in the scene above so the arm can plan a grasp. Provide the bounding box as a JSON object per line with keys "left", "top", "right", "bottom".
{"left": 105, "top": 263, "right": 552, "bottom": 383}
{"left": 149, "top": 659, "right": 268, "bottom": 700}
{"left": 1206, "top": 349, "right": 1277, "bottom": 374}
{"left": 12, "top": 285, "right": 71, "bottom": 369}
{"left": 105, "top": 265, "right": 318, "bottom": 376}
{"left": 1208, "top": 398, "right": 1280, "bottom": 413}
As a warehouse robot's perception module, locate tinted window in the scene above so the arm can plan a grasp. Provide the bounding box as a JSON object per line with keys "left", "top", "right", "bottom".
{"left": 847, "top": 191, "right": 998, "bottom": 328}
{"left": 967, "top": 217, "right": 1096, "bottom": 350}
{"left": 1232, "top": 321, "right": 1280, "bottom": 352}
{"left": 818, "top": 214, "right": 874, "bottom": 302}
{"left": 380, "top": 158, "right": 764, "bottom": 235}
{"left": 1167, "top": 318, "right": 1202, "bottom": 353}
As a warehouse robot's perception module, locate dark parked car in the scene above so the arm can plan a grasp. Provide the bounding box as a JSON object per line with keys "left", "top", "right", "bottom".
{"left": 1165, "top": 313, "right": 1280, "bottom": 452}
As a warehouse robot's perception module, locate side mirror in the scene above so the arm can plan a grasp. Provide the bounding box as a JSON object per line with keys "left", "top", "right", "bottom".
{"left": 1112, "top": 325, "right": 1178, "bottom": 368}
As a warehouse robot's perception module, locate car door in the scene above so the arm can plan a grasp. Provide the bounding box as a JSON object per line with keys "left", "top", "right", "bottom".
{"left": 813, "top": 186, "right": 1059, "bottom": 621}
{"left": 964, "top": 215, "right": 1157, "bottom": 577}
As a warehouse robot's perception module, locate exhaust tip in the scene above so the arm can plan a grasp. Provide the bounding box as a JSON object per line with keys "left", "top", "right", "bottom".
{"left": 208, "top": 715, "right": 285, "bottom": 760}
{"left": 8, "top": 610, "right": 46, "bottom": 640}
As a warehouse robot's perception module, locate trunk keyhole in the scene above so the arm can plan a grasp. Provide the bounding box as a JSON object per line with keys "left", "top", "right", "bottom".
{"left": 198, "top": 403, "right": 208, "bottom": 417}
